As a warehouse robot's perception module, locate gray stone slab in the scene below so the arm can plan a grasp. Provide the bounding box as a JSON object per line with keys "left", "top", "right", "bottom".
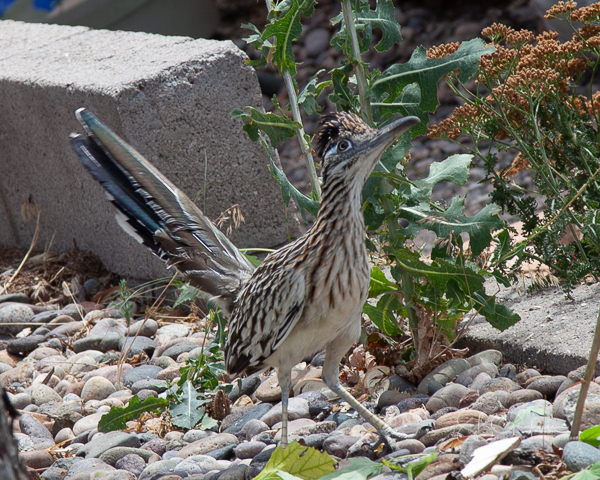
{"left": 460, "top": 279, "right": 600, "bottom": 376}
{"left": 0, "top": 20, "right": 299, "bottom": 279}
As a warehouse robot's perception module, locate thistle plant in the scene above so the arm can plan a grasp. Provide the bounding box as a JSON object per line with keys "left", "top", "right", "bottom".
{"left": 428, "top": 1, "right": 600, "bottom": 294}
{"left": 233, "top": 0, "right": 519, "bottom": 374}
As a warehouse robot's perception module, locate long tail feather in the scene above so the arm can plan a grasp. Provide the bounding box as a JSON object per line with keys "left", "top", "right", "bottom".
{"left": 71, "top": 108, "right": 254, "bottom": 313}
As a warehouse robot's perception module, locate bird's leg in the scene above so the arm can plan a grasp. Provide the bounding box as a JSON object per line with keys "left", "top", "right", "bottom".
{"left": 322, "top": 344, "right": 406, "bottom": 450}
{"left": 277, "top": 368, "right": 292, "bottom": 449}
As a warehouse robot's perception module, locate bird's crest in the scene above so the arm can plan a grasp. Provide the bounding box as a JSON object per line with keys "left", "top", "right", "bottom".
{"left": 315, "top": 111, "right": 371, "bottom": 158}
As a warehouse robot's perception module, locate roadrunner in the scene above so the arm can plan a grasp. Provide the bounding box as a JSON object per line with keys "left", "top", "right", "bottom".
{"left": 71, "top": 108, "right": 419, "bottom": 448}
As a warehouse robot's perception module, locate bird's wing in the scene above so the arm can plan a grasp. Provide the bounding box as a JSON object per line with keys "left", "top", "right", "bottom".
{"left": 225, "top": 261, "right": 306, "bottom": 375}
{"left": 71, "top": 108, "right": 255, "bottom": 313}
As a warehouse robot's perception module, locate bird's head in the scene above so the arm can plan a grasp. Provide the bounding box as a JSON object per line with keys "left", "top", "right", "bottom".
{"left": 315, "top": 112, "right": 419, "bottom": 188}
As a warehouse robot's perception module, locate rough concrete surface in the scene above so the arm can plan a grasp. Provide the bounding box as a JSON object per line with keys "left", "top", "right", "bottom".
{"left": 460, "top": 279, "right": 600, "bottom": 376}
{"left": 0, "top": 20, "right": 299, "bottom": 279}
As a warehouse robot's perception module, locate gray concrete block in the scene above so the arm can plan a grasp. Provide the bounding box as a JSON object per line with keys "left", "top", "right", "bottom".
{"left": 0, "top": 20, "right": 300, "bottom": 279}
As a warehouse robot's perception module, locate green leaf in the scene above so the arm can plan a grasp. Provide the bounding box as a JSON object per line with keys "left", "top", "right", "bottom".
{"left": 297, "top": 69, "right": 332, "bottom": 115}
{"left": 169, "top": 381, "right": 209, "bottom": 430}
{"left": 391, "top": 249, "right": 484, "bottom": 302}
{"left": 368, "top": 266, "right": 396, "bottom": 297}
{"left": 277, "top": 472, "right": 304, "bottom": 480}
{"left": 384, "top": 452, "right": 438, "bottom": 480}
{"left": 262, "top": 0, "right": 316, "bottom": 75}
{"left": 562, "top": 460, "right": 600, "bottom": 480}
{"left": 372, "top": 83, "right": 427, "bottom": 136}
{"left": 261, "top": 136, "right": 320, "bottom": 221}
{"left": 355, "top": 0, "right": 402, "bottom": 52}
{"left": 581, "top": 425, "right": 600, "bottom": 447}
{"left": 371, "top": 39, "right": 494, "bottom": 113}
{"left": 407, "top": 154, "right": 473, "bottom": 205}
{"left": 98, "top": 395, "right": 168, "bottom": 432}
{"left": 402, "top": 199, "right": 504, "bottom": 256}
{"left": 243, "top": 252, "right": 263, "bottom": 267}
{"left": 329, "top": 65, "right": 359, "bottom": 111}
{"left": 173, "top": 282, "right": 201, "bottom": 308}
{"left": 242, "top": 23, "right": 272, "bottom": 69}
{"left": 507, "top": 405, "right": 549, "bottom": 427}
{"left": 254, "top": 441, "right": 336, "bottom": 480}
{"left": 471, "top": 291, "right": 520, "bottom": 331}
{"left": 320, "top": 457, "right": 383, "bottom": 480}
{"left": 232, "top": 108, "right": 299, "bottom": 146}
{"left": 363, "top": 294, "right": 404, "bottom": 336}
{"left": 331, "top": 0, "right": 401, "bottom": 54}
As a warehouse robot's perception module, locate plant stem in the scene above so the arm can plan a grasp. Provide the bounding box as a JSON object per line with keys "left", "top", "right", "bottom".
{"left": 570, "top": 303, "right": 600, "bottom": 440}
{"left": 341, "top": 0, "right": 372, "bottom": 122}
{"left": 264, "top": 0, "right": 322, "bottom": 201}
{"left": 282, "top": 71, "right": 322, "bottom": 200}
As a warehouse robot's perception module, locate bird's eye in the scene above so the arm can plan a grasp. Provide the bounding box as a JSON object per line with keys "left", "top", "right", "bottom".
{"left": 337, "top": 139, "right": 351, "bottom": 152}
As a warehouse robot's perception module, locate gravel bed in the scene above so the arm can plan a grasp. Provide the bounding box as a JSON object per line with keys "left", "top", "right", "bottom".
{"left": 0, "top": 291, "right": 596, "bottom": 479}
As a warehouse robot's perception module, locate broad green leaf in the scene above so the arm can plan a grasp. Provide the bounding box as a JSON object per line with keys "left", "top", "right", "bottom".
{"left": 355, "top": 0, "right": 402, "bottom": 52}
{"left": 372, "top": 83, "right": 427, "bottom": 136}
{"left": 363, "top": 294, "right": 403, "bottom": 336}
{"left": 320, "top": 457, "right": 383, "bottom": 480}
{"left": 589, "top": 461, "right": 600, "bottom": 477}
{"left": 261, "top": 136, "right": 320, "bottom": 221}
{"left": 173, "top": 282, "right": 201, "bottom": 308}
{"left": 368, "top": 266, "right": 396, "bottom": 297}
{"left": 562, "top": 460, "right": 600, "bottom": 480}
{"left": 402, "top": 199, "right": 504, "bottom": 256}
{"left": 277, "top": 472, "right": 303, "bottom": 480}
{"left": 254, "top": 442, "right": 336, "bottom": 480}
{"left": 169, "top": 381, "right": 210, "bottom": 430}
{"left": 98, "top": 395, "right": 168, "bottom": 432}
{"left": 297, "top": 69, "right": 332, "bottom": 115}
{"left": 391, "top": 248, "right": 484, "bottom": 296}
{"left": 370, "top": 39, "right": 494, "bottom": 113}
{"left": 471, "top": 291, "right": 520, "bottom": 331}
{"left": 332, "top": 0, "right": 401, "bottom": 54}
{"left": 581, "top": 424, "right": 600, "bottom": 447}
{"left": 407, "top": 154, "right": 473, "bottom": 205}
{"left": 262, "top": 0, "right": 316, "bottom": 75}
{"left": 329, "top": 65, "right": 359, "bottom": 111}
{"left": 232, "top": 108, "right": 299, "bottom": 145}
{"left": 507, "top": 405, "right": 549, "bottom": 427}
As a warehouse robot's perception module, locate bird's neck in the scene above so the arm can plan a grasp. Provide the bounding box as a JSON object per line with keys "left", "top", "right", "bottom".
{"left": 315, "top": 173, "right": 365, "bottom": 233}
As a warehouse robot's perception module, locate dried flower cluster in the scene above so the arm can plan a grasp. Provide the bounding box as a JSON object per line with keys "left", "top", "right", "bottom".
{"left": 426, "top": 42, "right": 460, "bottom": 59}
{"left": 429, "top": 2, "right": 600, "bottom": 293}
{"left": 428, "top": 4, "right": 600, "bottom": 143}
{"left": 544, "top": 1, "right": 577, "bottom": 19}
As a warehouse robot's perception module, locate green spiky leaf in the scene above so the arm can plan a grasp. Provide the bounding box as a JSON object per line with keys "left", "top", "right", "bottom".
{"left": 368, "top": 266, "right": 396, "bottom": 297}
{"left": 173, "top": 282, "right": 201, "bottom": 308}
{"left": 363, "top": 294, "right": 404, "bottom": 336}
{"left": 297, "top": 69, "right": 332, "bottom": 115}
{"left": 262, "top": 0, "right": 316, "bottom": 75}
{"left": 371, "top": 39, "right": 494, "bottom": 113}
{"left": 169, "top": 381, "right": 211, "bottom": 430}
{"left": 261, "top": 136, "right": 320, "bottom": 221}
{"left": 232, "top": 108, "right": 299, "bottom": 145}
{"left": 407, "top": 154, "right": 473, "bottom": 205}
{"left": 98, "top": 395, "right": 168, "bottom": 432}
{"left": 355, "top": 0, "right": 402, "bottom": 52}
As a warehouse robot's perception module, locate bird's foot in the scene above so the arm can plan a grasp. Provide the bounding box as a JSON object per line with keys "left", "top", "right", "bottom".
{"left": 369, "top": 428, "right": 413, "bottom": 455}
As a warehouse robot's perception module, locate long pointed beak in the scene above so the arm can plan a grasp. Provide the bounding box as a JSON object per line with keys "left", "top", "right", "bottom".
{"left": 372, "top": 115, "right": 420, "bottom": 150}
